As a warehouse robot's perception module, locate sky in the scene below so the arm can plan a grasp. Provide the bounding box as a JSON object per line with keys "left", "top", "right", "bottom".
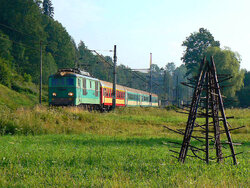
{"left": 52, "top": 0, "right": 250, "bottom": 71}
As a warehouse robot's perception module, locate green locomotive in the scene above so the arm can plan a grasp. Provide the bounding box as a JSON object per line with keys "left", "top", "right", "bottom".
{"left": 49, "top": 69, "right": 100, "bottom": 108}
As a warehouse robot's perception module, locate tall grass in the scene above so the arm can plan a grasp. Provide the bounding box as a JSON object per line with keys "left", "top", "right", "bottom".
{"left": 0, "top": 105, "right": 249, "bottom": 137}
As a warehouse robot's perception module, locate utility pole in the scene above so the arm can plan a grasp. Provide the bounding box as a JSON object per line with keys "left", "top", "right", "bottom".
{"left": 112, "top": 45, "right": 117, "bottom": 109}
{"left": 176, "top": 75, "right": 179, "bottom": 107}
{"left": 168, "top": 76, "right": 171, "bottom": 102}
{"left": 39, "top": 40, "right": 42, "bottom": 105}
{"left": 163, "top": 70, "right": 167, "bottom": 100}
{"left": 149, "top": 53, "right": 152, "bottom": 106}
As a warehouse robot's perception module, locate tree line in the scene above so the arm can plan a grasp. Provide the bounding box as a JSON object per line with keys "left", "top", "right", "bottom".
{"left": 0, "top": 0, "right": 249, "bottom": 107}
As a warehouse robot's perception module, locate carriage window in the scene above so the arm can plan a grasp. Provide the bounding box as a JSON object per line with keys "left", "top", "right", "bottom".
{"left": 128, "top": 93, "right": 137, "bottom": 100}
{"left": 90, "top": 81, "right": 92, "bottom": 89}
{"left": 66, "top": 78, "right": 74, "bottom": 86}
{"left": 104, "top": 88, "right": 107, "bottom": 97}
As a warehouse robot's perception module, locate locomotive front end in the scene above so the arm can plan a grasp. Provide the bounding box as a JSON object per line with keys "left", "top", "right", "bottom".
{"left": 49, "top": 73, "right": 76, "bottom": 106}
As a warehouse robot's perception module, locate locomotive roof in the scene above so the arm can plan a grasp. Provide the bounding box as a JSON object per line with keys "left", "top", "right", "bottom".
{"left": 50, "top": 72, "right": 100, "bottom": 81}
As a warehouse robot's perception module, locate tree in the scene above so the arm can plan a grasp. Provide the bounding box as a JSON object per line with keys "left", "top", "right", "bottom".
{"left": 182, "top": 28, "right": 220, "bottom": 76}
{"left": 165, "top": 62, "right": 175, "bottom": 75}
{"left": 173, "top": 64, "right": 189, "bottom": 104}
{"left": 0, "top": 58, "right": 12, "bottom": 87}
{"left": 0, "top": 30, "right": 13, "bottom": 61}
{"left": 161, "top": 62, "right": 176, "bottom": 101}
{"left": 205, "top": 47, "right": 244, "bottom": 98}
{"left": 34, "top": 0, "right": 42, "bottom": 8}
{"left": 237, "top": 70, "right": 250, "bottom": 107}
{"left": 43, "top": 0, "right": 54, "bottom": 18}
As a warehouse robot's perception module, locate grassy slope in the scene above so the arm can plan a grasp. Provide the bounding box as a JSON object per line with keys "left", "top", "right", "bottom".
{"left": 0, "top": 84, "right": 37, "bottom": 109}
{"left": 0, "top": 106, "right": 249, "bottom": 137}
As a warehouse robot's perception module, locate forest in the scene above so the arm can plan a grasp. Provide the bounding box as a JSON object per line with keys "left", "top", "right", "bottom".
{"left": 0, "top": 0, "right": 249, "bottom": 107}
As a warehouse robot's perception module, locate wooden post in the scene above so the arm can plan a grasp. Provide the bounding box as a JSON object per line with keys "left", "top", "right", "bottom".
{"left": 210, "top": 56, "right": 237, "bottom": 165}
{"left": 205, "top": 72, "right": 209, "bottom": 164}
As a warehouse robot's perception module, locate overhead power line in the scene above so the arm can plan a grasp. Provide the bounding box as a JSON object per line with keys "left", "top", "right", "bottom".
{"left": 90, "top": 49, "right": 163, "bottom": 90}
{"left": 0, "top": 22, "right": 164, "bottom": 91}
{"left": 0, "top": 35, "right": 39, "bottom": 51}
{"left": 0, "top": 23, "right": 39, "bottom": 41}
{"left": 0, "top": 22, "right": 58, "bottom": 45}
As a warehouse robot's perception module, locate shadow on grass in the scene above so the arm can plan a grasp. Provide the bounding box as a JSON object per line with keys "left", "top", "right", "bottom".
{"left": 40, "top": 136, "right": 250, "bottom": 148}
{"left": 41, "top": 136, "right": 183, "bottom": 147}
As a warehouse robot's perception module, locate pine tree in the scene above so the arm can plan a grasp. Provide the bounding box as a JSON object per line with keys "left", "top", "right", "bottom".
{"left": 43, "top": 0, "right": 54, "bottom": 18}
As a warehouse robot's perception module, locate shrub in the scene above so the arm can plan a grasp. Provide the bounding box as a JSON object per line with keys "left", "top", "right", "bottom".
{"left": 23, "top": 73, "right": 32, "bottom": 82}
{"left": 0, "top": 58, "right": 11, "bottom": 87}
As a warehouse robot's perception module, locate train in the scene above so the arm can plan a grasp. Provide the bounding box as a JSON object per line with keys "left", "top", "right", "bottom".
{"left": 48, "top": 68, "right": 158, "bottom": 110}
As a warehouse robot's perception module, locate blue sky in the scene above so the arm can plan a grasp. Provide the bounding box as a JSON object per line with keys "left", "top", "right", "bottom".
{"left": 52, "top": 0, "right": 250, "bottom": 70}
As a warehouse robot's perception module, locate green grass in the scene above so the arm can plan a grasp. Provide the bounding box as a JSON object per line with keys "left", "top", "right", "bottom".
{"left": 0, "top": 106, "right": 249, "bottom": 137}
{"left": 0, "top": 84, "right": 38, "bottom": 109}
{"left": 0, "top": 134, "right": 248, "bottom": 187}
{"left": 0, "top": 106, "right": 249, "bottom": 187}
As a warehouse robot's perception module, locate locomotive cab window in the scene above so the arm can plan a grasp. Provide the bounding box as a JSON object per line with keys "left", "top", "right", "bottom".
{"left": 52, "top": 78, "right": 65, "bottom": 86}
{"left": 66, "top": 78, "right": 74, "bottom": 86}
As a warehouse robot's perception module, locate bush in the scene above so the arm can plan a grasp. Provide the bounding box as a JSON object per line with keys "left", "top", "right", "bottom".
{"left": 23, "top": 73, "right": 32, "bottom": 82}
{"left": 0, "top": 58, "right": 11, "bottom": 87}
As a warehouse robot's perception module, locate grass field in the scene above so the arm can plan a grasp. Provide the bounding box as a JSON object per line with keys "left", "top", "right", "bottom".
{"left": 0, "top": 106, "right": 249, "bottom": 187}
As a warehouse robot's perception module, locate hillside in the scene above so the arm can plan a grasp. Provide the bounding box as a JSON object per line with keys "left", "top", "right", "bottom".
{"left": 0, "top": 84, "right": 37, "bottom": 109}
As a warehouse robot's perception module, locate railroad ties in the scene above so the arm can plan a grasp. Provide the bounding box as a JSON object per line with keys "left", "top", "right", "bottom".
{"left": 164, "top": 56, "right": 244, "bottom": 164}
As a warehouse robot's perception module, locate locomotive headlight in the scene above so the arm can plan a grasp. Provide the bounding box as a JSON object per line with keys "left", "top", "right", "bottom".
{"left": 68, "top": 92, "right": 74, "bottom": 96}
{"left": 52, "top": 92, "right": 57, "bottom": 96}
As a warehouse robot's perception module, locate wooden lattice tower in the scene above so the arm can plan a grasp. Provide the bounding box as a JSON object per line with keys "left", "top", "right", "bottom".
{"left": 165, "top": 56, "right": 244, "bottom": 164}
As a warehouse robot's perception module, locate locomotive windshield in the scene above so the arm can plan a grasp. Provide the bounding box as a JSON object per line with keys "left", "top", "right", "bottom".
{"left": 51, "top": 77, "right": 74, "bottom": 86}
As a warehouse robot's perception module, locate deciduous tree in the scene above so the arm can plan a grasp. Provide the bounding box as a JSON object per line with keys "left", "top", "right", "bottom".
{"left": 182, "top": 28, "right": 220, "bottom": 76}
{"left": 205, "top": 47, "right": 244, "bottom": 98}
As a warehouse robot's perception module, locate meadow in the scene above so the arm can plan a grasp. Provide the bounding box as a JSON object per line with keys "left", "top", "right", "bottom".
{"left": 0, "top": 106, "right": 249, "bottom": 187}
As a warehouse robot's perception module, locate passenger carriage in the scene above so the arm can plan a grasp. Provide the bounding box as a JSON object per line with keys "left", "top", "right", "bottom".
{"left": 100, "top": 80, "right": 126, "bottom": 110}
